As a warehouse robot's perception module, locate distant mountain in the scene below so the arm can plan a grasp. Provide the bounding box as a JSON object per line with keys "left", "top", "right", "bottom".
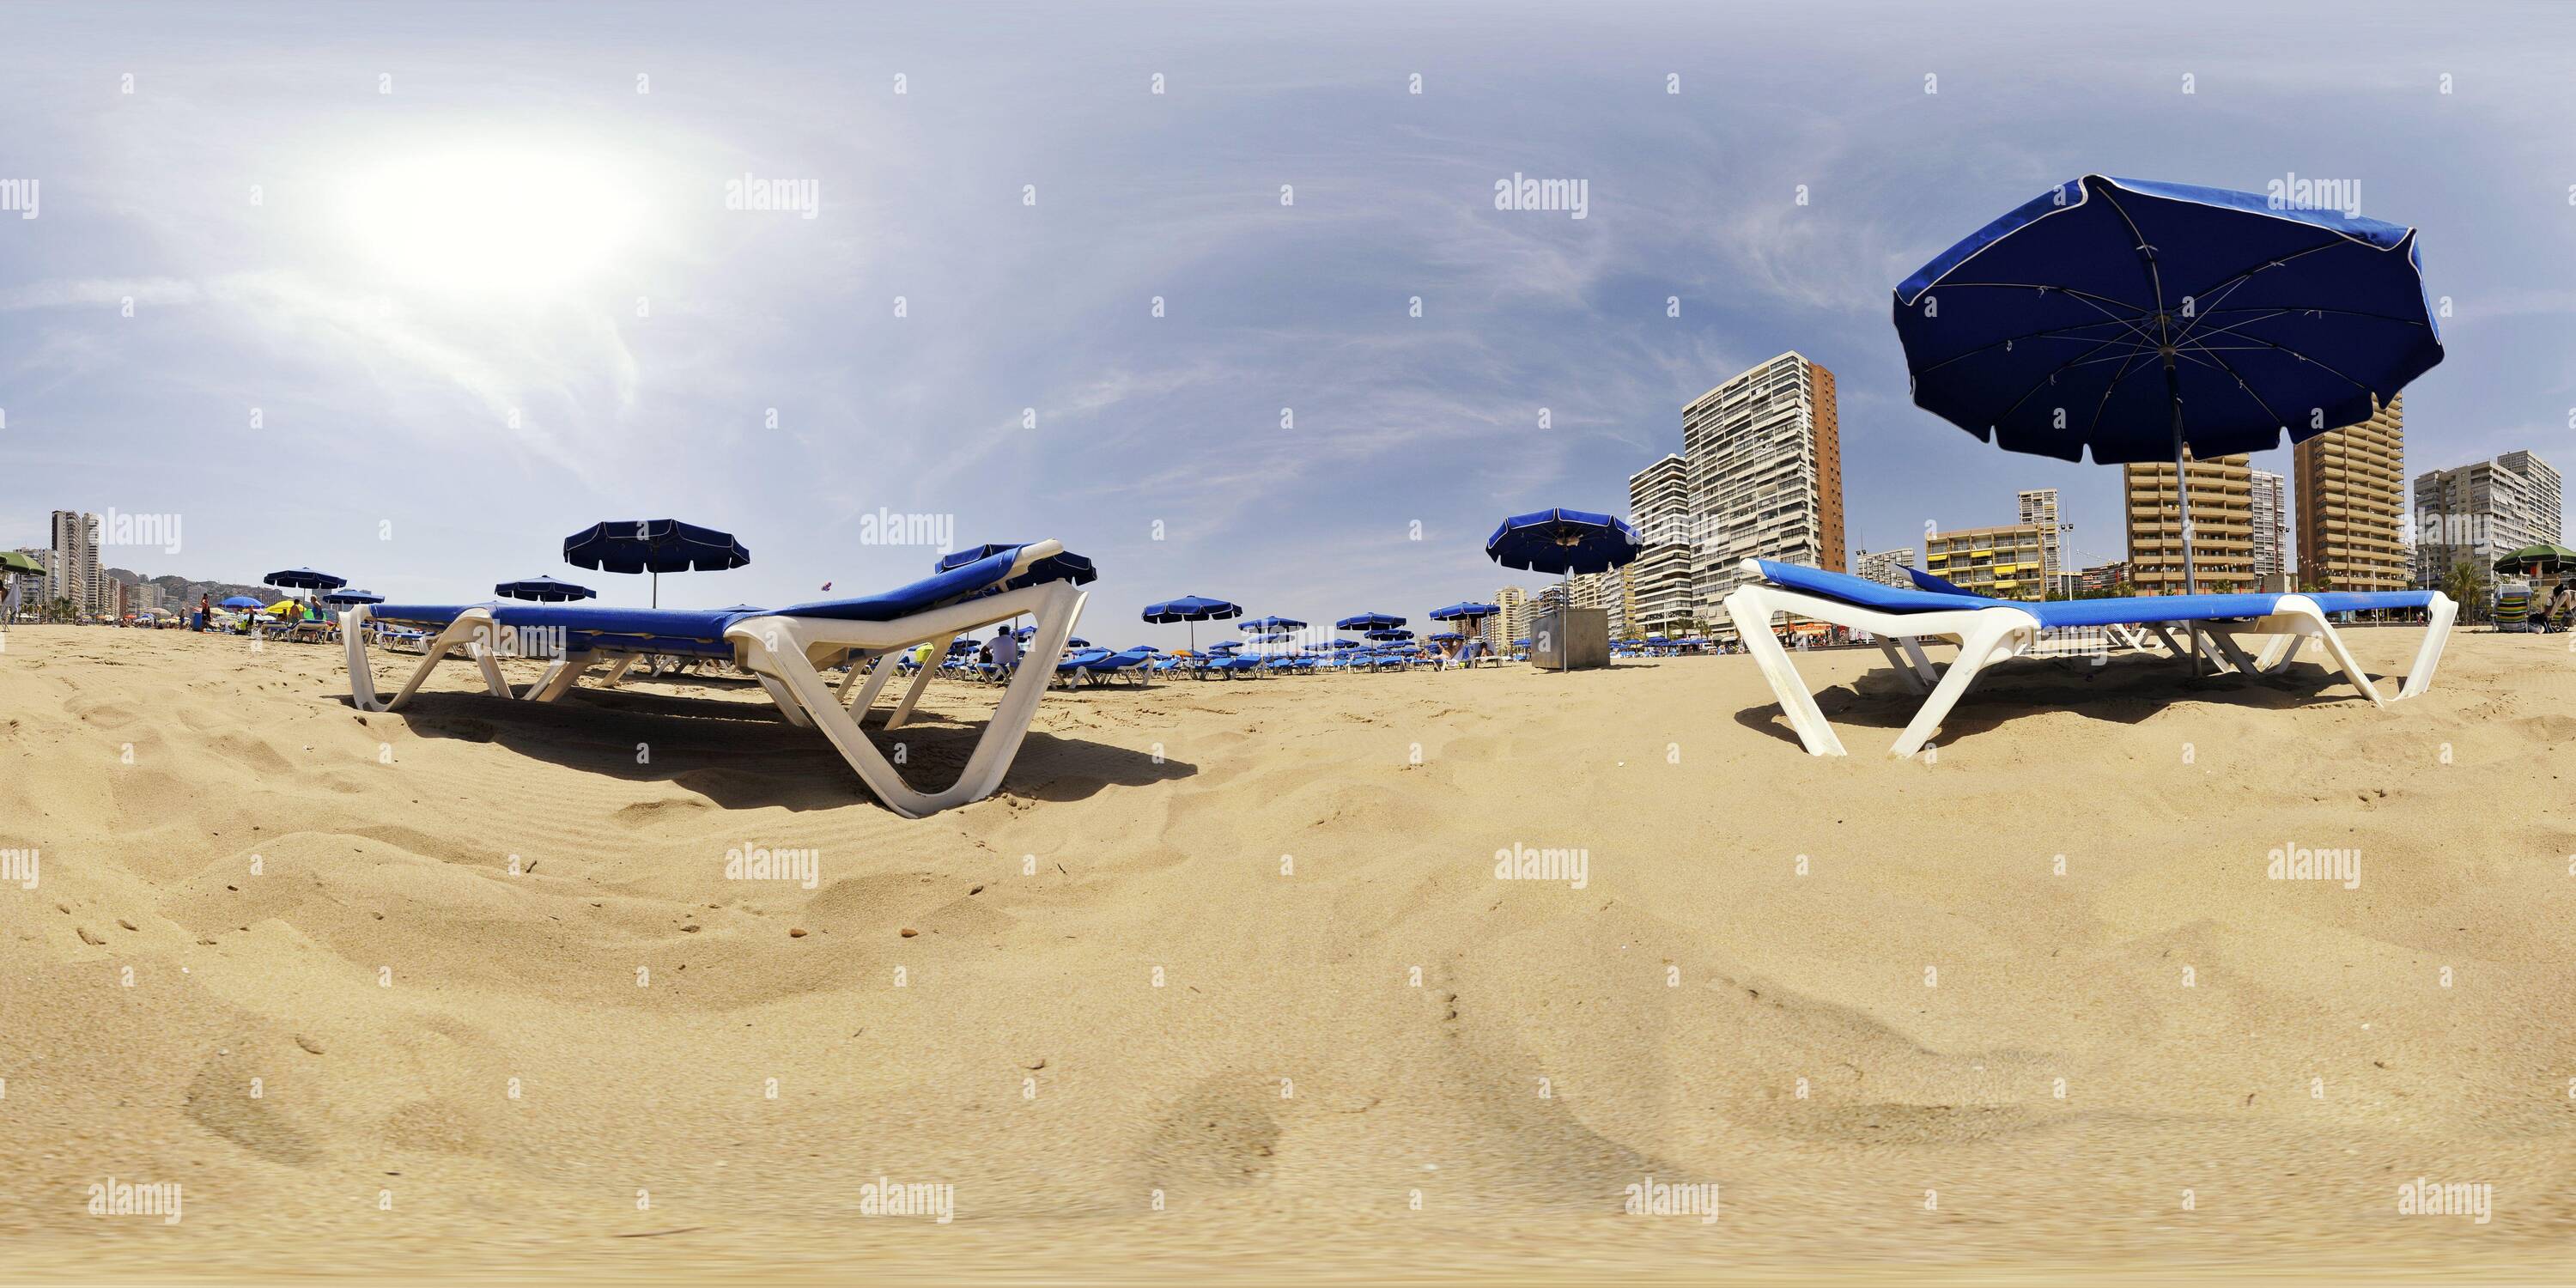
{"left": 102, "top": 568, "right": 275, "bottom": 606}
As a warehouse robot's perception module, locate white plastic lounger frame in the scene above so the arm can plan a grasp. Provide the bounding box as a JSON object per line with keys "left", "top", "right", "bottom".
{"left": 343, "top": 543, "right": 1091, "bottom": 817}
{"left": 1722, "top": 558, "right": 2455, "bottom": 759}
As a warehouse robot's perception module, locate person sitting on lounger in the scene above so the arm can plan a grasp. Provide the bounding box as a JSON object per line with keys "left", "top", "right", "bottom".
{"left": 983, "top": 624, "right": 1020, "bottom": 677}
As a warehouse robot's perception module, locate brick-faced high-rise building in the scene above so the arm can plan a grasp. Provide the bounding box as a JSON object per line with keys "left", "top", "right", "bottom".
{"left": 2293, "top": 395, "right": 2407, "bottom": 592}
{"left": 1684, "top": 352, "right": 1844, "bottom": 639}
{"left": 2123, "top": 453, "right": 2256, "bottom": 594}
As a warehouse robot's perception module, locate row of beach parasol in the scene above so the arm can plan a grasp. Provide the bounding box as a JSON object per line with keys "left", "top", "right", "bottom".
{"left": 252, "top": 519, "right": 758, "bottom": 617}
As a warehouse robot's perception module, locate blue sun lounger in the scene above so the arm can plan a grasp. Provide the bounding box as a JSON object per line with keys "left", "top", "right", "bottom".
{"left": 1055, "top": 646, "right": 1153, "bottom": 687}
{"left": 1049, "top": 647, "right": 1111, "bottom": 686}
{"left": 1197, "top": 653, "right": 1263, "bottom": 678}
{"left": 343, "top": 541, "right": 1091, "bottom": 817}
{"left": 1724, "top": 558, "right": 2456, "bottom": 758}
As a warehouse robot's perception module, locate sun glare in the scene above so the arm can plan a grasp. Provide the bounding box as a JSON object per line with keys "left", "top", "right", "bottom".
{"left": 340, "top": 148, "right": 636, "bottom": 297}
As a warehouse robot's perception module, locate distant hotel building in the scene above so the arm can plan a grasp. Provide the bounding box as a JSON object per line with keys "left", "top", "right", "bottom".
{"left": 1852, "top": 547, "right": 1917, "bottom": 589}
{"left": 2014, "top": 488, "right": 2063, "bottom": 590}
{"left": 1488, "top": 586, "right": 1532, "bottom": 653}
{"left": 49, "top": 510, "right": 104, "bottom": 614}
{"left": 2123, "top": 453, "right": 2256, "bottom": 594}
{"left": 1684, "top": 352, "right": 1844, "bottom": 639}
{"left": 7, "top": 547, "right": 48, "bottom": 618}
{"left": 2077, "top": 562, "right": 2131, "bottom": 597}
{"left": 2293, "top": 395, "right": 2408, "bottom": 592}
{"left": 1625, "top": 453, "right": 1696, "bottom": 638}
{"left": 1560, "top": 566, "right": 1637, "bottom": 639}
{"left": 1924, "top": 523, "right": 2047, "bottom": 600}
{"left": 2414, "top": 449, "right": 2562, "bottom": 586}
{"left": 2249, "top": 469, "right": 2288, "bottom": 589}
{"left": 2505, "top": 450, "right": 2567, "bottom": 545}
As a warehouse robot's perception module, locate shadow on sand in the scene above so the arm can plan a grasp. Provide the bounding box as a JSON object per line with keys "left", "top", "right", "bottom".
{"left": 349, "top": 685, "right": 1195, "bottom": 813}
{"left": 1732, "top": 651, "right": 2389, "bottom": 752}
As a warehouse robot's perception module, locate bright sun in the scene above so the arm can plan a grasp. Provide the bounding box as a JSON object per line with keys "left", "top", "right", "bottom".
{"left": 341, "top": 149, "right": 637, "bottom": 297}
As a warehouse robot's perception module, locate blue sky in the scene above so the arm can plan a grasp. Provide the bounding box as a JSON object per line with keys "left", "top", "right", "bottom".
{"left": 3, "top": 1, "right": 2571, "bottom": 635}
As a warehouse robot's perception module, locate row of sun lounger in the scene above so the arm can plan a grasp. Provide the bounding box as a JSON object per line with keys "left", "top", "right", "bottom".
{"left": 337, "top": 547, "right": 2461, "bottom": 814}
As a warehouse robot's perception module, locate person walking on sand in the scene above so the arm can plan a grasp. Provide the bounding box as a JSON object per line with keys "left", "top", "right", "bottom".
{"left": 197, "top": 592, "right": 210, "bottom": 632}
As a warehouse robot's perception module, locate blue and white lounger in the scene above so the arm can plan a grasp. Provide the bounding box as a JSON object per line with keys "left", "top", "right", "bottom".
{"left": 343, "top": 541, "right": 1091, "bottom": 817}
{"left": 1724, "top": 558, "right": 2456, "bottom": 758}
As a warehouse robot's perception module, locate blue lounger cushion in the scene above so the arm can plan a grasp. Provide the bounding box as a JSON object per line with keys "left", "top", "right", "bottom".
{"left": 767, "top": 547, "right": 1030, "bottom": 622}
{"left": 1904, "top": 567, "right": 1982, "bottom": 596}
{"left": 2307, "top": 591, "right": 2435, "bottom": 615}
{"left": 1753, "top": 560, "right": 2433, "bottom": 631}
{"left": 369, "top": 605, "right": 477, "bottom": 629}
{"left": 1755, "top": 562, "right": 2013, "bottom": 615}
{"left": 368, "top": 548, "right": 1048, "bottom": 659}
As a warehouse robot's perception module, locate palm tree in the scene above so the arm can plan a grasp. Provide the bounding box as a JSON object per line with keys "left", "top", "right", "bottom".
{"left": 2439, "top": 562, "right": 2488, "bottom": 625}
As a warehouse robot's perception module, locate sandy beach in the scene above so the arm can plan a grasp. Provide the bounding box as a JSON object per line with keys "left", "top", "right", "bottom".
{"left": 3, "top": 623, "right": 2569, "bottom": 1282}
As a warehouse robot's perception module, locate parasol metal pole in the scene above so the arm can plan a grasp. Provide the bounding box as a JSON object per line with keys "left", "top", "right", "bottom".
{"left": 2165, "top": 353, "right": 2203, "bottom": 674}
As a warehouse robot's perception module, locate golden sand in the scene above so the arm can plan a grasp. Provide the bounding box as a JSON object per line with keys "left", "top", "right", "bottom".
{"left": 3, "top": 623, "right": 2571, "bottom": 1282}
